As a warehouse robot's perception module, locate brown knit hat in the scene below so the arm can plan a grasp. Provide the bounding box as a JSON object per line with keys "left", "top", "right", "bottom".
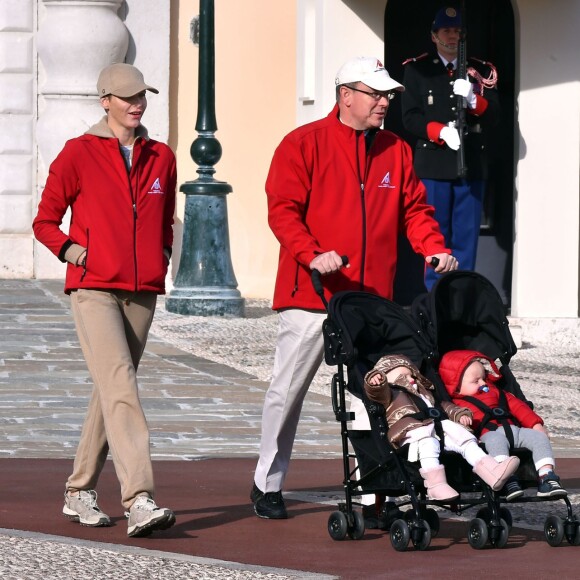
{"left": 377, "top": 354, "right": 433, "bottom": 390}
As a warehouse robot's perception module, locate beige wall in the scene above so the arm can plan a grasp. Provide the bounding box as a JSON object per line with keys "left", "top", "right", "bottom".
{"left": 172, "top": 0, "right": 580, "bottom": 316}
{"left": 512, "top": 0, "right": 580, "bottom": 317}
{"left": 173, "top": 0, "right": 297, "bottom": 299}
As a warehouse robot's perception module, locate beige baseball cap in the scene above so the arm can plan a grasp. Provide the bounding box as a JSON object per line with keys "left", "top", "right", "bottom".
{"left": 335, "top": 57, "right": 404, "bottom": 92}
{"left": 97, "top": 63, "right": 159, "bottom": 98}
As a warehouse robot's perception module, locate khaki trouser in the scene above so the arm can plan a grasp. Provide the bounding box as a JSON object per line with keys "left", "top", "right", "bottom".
{"left": 254, "top": 309, "right": 326, "bottom": 493}
{"left": 67, "top": 289, "right": 156, "bottom": 509}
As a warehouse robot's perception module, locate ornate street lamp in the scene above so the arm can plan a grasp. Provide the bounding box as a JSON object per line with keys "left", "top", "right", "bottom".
{"left": 166, "top": 0, "right": 244, "bottom": 316}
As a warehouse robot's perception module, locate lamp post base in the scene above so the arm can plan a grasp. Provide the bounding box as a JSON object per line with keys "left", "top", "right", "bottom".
{"left": 165, "top": 286, "right": 245, "bottom": 317}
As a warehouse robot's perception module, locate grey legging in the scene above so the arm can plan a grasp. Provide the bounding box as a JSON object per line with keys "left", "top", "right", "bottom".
{"left": 480, "top": 425, "right": 554, "bottom": 470}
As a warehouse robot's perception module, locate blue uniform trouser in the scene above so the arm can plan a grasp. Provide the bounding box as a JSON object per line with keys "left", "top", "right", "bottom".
{"left": 423, "top": 178, "right": 485, "bottom": 290}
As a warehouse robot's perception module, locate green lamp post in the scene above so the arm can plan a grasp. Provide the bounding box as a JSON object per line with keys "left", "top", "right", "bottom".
{"left": 166, "top": 0, "right": 244, "bottom": 316}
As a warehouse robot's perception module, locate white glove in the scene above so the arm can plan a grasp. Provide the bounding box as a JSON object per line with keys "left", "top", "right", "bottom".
{"left": 439, "top": 126, "right": 460, "bottom": 151}
{"left": 453, "top": 78, "right": 477, "bottom": 108}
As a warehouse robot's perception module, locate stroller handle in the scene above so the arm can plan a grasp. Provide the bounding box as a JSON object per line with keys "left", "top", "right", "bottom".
{"left": 430, "top": 256, "right": 440, "bottom": 268}
{"left": 311, "top": 255, "right": 349, "bottom": 308}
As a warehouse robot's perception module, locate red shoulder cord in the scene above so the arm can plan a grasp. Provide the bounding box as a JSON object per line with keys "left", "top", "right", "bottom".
{"left": 467, "top": 58, "right": 498, "bottom": 96}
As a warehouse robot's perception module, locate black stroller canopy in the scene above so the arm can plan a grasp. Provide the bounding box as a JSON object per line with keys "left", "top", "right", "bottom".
{"left": 423, "top": 271, "right": 517, "bottom": 362}
{"left": 327, "top": 291, "right": 435, "bottom": 371}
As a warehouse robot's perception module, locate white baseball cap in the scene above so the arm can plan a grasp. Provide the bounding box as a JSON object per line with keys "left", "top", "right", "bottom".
{"left": 335, "top": 57, "right": 404, "bottom": 92}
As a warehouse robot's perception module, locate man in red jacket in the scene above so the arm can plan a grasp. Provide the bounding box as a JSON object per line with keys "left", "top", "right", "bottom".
{"left": 33, "top": 63, "right": 177, "bottom": 537}
{"left": 251, "top": 56, "right": 458, "bottom": 519}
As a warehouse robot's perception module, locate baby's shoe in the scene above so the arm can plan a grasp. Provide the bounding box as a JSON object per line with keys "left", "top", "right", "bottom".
{"left": 473, "top": 455, "right": 520, "bottom": 491}
{"left": 501, "top": 476, "right": 524, "bottom": 501}
{"left": 420, "top": 465, "right": 459, "bottom": 501}
{"left": 537, "top": 471, "right": 567, "bottom": 498}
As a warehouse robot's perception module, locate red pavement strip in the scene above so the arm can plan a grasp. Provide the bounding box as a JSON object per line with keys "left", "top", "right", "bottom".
{"left": 1, "top": 458, "right": 579, "bottom": 579}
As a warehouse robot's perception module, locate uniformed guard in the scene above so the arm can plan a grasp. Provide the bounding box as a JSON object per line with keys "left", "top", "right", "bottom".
{"left": 401, "top": 6, "right": 499, "bottom": 290}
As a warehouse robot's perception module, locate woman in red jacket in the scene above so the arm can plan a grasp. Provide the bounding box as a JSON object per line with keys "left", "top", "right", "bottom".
{"left": 439, "top": 350, "right": 567, "bottom": 500}
{"left": 33, "top": 63, "right": 176, "bottom": 537}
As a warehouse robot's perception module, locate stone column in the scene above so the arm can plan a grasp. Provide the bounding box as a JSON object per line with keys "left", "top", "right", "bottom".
{"left": 34, "top": 0, "right": 129, "bottom": 277}
{"left": 0, "top": 0, "right": 36, "bottom": 277}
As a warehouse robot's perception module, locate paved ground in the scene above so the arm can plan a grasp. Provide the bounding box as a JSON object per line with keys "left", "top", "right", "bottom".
{"left": 1, "top": 279, "right": 580, "bottom": 579}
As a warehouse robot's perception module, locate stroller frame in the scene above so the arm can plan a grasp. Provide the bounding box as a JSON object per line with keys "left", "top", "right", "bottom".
{"left": 313, "top": 270, "right": 580, "bottom": 550}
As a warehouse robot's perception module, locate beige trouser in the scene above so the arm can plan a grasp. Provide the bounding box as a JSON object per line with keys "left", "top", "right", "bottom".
{"left": 254, "top": 309, "right": 326, "bottom": 493}
{"left": 67, "top": 289, "right": 156, "bottom": 509}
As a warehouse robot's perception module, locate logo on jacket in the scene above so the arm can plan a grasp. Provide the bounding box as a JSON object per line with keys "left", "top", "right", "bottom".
{"left": 378, "top": 172, "right": 396, "bottom": 189}
{"left": 147, "top": 178, "right": 165, "bottom": 195}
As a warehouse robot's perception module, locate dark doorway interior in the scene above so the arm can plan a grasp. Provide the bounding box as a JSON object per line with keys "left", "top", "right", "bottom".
{"left": 384, "top": 0, "right": 516, "bottom": 307}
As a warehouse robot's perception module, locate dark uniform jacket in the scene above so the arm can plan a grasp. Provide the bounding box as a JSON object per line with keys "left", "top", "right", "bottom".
{"left": 402, "top": 52, "right": 499, "bottom": 181}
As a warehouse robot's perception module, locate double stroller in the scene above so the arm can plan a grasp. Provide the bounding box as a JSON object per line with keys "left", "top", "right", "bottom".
{"left": 314, "top": 270, "right": 579, "bottom": 550}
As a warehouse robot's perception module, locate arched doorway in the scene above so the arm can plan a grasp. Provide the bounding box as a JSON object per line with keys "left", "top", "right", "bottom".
{"left": 384, "top": 0, "right": 516, "bottom": 308}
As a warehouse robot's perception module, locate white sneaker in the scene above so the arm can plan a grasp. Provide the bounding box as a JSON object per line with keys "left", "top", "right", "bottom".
{"left": 126, "top": 495, "right": 175, "bottom": 537}
{"left": 63, "top": 490, "right": 111, "bottom": 527}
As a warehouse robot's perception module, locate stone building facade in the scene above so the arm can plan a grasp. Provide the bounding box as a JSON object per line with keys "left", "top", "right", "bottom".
{"left": 2, "top": 0, "right": 580, "bottom": 320}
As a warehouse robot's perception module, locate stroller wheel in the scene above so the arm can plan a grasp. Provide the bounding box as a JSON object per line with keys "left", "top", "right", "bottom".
{"left": 411, "top": 520, "right": 432, "bottom": 551}
{"left": 490, "top": 518, "right": 510, "bottom": 549}
{"left": 476, "top": 506, "right": 513, "bottom": 531}
{"left": 422, "top": 508, "right": 440, "bottom": 538}
{"left": 565, "top": 517, "right": 580, "bottom": 546}
{"left": 468, "top": 518, "right": 489, "bottom": 550}
{"left": 499, "top": 507, "right": 513, "bottom": 530}
{"left": 390, "top": 519, "right": 411, "bottom": 552}
{"left": 475, "top": 506, "right": 491, "bottom": 522}
{"left": 347, "top": 510, "right": 365, "bottom": 540}
{"left": 405, "top": 508, "right": 439, "bottom": 538}
{"left": 328, "top": 511, "right": 349, "bottom": 541}
{"left": 544, "top": 515, "right": 565, "bottom": 547}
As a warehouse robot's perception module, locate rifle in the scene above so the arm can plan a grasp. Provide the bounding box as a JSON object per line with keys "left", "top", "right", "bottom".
{"left": 456, "top": 0, "right": 468, "bottom": 178}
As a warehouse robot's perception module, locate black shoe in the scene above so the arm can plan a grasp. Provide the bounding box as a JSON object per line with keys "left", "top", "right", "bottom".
{"left": 502, "top": 476, "right": 524, "bottom": 501}
{"left": 377, "top": 501, "right": 405, "bottom": 530}
{"left": 252, "top": 484, "right": 288, "bottom": 519}
{"left": 250, "top": 483, "right": 263, "bottom": 503}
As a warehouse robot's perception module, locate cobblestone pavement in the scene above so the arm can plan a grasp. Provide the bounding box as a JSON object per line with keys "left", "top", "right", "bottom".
{"left": 0, "top": 280, "right": 338, "bottom": 461}
{"left": 0, "top": 529, "right": 322, "bottom": 580}
{"left": 0, "top": 279, "right": 338, "bottom": 580}
{"left": 0, "top": 529, "right": 323, "bottom": 580}
{"left": 151, "top": 292, "right": 580, "bottom": 455}
{"left": 1, "top": 279, "right": 579, "bottom": 579}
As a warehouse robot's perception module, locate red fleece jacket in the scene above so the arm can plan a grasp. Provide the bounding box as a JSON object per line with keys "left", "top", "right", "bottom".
{"left": 439, "top": 350, "right": 543, "bottom": 435}
{"left": 267, "top": 104, "right": 449, "bottom": 310}
{"left": 33, "top": 118, "right": 176, "bottom": 294}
